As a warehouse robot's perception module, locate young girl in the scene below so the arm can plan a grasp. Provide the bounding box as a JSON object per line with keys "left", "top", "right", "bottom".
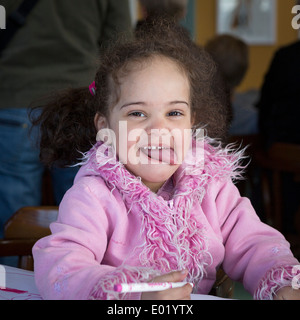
{"left": 32, "top": 21, "right": 300, "bottom": 300}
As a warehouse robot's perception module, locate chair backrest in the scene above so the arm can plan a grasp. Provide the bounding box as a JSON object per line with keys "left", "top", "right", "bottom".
{"left": 0, "top": 206, "right": 58, "bottom": 270}
{"left": 255, "top": 142, "right": 300, "bottom": 173}
{"left": 254, "top": 142, "right": 300, "bottom": 231}
{"left": 267, "top": 143, "right": 300, "bottom": 172}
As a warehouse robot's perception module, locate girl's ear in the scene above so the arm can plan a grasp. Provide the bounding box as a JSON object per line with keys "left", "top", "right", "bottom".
{"left": 191, "top": 110, "right": 197, "bottom": 127}
{"left": 94, "top": 113, "right": 108, "bottom": 131}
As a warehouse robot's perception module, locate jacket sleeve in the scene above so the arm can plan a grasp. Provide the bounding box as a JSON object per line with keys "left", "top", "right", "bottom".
{"left": 213, "top": 179, "right": 300, "bottom": 299}
{"left": 32, "top": 179, "right": 150, "bottom": 300}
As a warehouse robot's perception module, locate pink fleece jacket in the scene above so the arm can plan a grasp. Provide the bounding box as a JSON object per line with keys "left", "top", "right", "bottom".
{"left": 33, "top": 140, "right": 299, "bottom": 300}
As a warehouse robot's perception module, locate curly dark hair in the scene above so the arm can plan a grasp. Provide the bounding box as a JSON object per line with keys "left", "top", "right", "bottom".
{"left": 31, "top": 19, "right": 231, "bottom": 167}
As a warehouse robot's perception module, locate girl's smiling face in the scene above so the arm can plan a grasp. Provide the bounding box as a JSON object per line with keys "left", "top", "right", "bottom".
{"left": 95, "top": 55, "right": 192, "bottom": 192}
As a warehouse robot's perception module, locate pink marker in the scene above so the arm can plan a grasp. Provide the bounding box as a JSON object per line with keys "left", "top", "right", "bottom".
{"left": 0, "top": 287, "right": 28, "bottom": 294}
{"left": 114, "top": 282, "right": 194, "bottom": 293}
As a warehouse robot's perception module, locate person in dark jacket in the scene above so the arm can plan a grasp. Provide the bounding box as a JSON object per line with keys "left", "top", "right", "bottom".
{"left": 257, "top": 40, "right": 300, "bottom": 147}
{"left": 0, "top": 0, "right": 133, "bottom": 239}
{"left": 256, "top": 38, "right": 300, "bottom": 240}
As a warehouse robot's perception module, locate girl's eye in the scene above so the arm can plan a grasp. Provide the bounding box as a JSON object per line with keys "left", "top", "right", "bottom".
{"left": 168, "top": 111, "right": 183, "bottom": 117}
{"left": 128, "top": 111, "right": 146, "bottom": 117}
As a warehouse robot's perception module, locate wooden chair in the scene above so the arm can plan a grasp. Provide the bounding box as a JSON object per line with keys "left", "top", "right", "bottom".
{"left": 0, "top": 206, "right": 58, "bottom": 270}
{"left": 254, "top": 143, "right": 300, "bottom": 231}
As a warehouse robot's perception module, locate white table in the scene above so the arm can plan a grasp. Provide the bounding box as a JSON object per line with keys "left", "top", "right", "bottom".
{"left": 0, "top": 264, "right": 42, "bottom": 300}
{"left": 0, "top": 264, "right": 228, "bottom": 300}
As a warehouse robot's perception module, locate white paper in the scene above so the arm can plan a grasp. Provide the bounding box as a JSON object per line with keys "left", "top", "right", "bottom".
{"left": 0, "top": 264, "right": 232, "bottom": 300}
{"left": 0, "top": 264, "right": 42, "bottom": 300}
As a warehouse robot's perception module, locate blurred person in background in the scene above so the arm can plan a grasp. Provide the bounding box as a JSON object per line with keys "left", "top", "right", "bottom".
{"left": 205, "top": 34, "right": 258, "bottom": 136}
{"left": 0, "top": 0, "right": 133, "bottom": 241}
{"left": 136, "top": 0, "right": 188, "bottom": 32}
{"left": 256, "top": 7, "right": 300, "bottom": 240}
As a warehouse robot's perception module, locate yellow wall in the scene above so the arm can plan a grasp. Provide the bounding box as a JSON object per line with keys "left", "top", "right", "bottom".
{"left": 195, "top": 0, "right": 299, "bottom": 91}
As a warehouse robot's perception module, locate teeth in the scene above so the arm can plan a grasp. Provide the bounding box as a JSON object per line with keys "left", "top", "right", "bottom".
{"left": 142, "top": 146, "right": 167, "bottom": 150}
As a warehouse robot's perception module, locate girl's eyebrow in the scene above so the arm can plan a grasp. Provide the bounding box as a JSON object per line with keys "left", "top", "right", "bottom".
{"left": 121, "top": 101, "right": 189, "bottom": 109}
{"left": 170, "top": 100, "right": 189, "bottom": 107}
{"left": 120, "top": 102, "right": 145, "bottom": 109}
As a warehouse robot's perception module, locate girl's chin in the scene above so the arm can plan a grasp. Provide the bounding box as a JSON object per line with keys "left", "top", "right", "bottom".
{"left": 146, "top": 166, "right": 178, "bottom": 182}
{"left": 141, "top": 177, "right": 170, "bottom": 193}
{"left": 125, "top": 163, "right": 179, "bottom": 189}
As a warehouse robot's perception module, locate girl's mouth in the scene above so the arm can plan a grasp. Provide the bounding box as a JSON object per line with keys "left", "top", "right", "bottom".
{"left": 140, "top": 145, "right": 177, "bottom": 165}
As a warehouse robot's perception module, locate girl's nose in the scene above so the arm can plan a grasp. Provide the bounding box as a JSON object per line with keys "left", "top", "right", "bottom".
{"left": 144, "top": 114, "right": 174, "bottom": 148}
{"left": 146, "top": 115, "right": 168, "bottom": 134}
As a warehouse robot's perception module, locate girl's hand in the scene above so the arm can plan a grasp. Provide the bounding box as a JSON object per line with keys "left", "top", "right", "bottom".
{"left": 141, "top": 270, "right": 193, "bottom": 300}
{"left": 274, "top": 287, "right": 300, "bottom": 300}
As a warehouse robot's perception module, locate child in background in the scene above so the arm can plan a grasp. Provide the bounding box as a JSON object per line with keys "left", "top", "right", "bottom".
{"left": 205, "top": 34, "right": 258, "bottom": 136}
{"left": 32, "top": 21, "right": 300, "bottom": 300}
